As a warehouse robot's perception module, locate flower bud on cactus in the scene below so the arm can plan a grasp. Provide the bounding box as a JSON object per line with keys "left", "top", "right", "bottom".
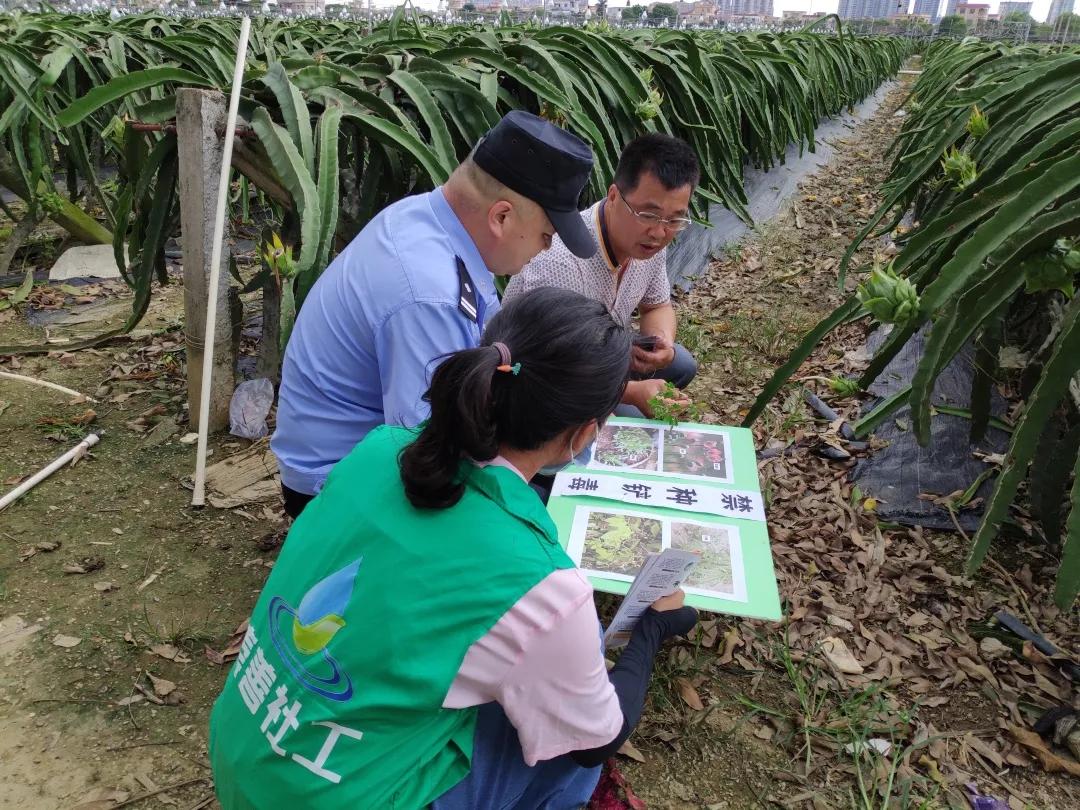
{"left": 966, "top": 105, "right": 989, "bottom": 139}
{"left": 635, "top": 87, "right": 663, "bottom": 121}
{"left": 857, "top": 263, "right": 920, "bottom": 325}
{"left": 1061, "top": 238, "right": 1080, "bottom": 272}
{"left": 634, "top": 68, "right": 663, "bottom": 120}
{"left": 1024, "top": 239, "right": 1080, "bottom": 297}
{"left": 263, "top": 232, "right": 297, "bottom": 281}
{"left": 941, "top": 147, "right": 977, "bottom": 190}
{"left": 827, "top": 377, "right": 861, "bottom": 396}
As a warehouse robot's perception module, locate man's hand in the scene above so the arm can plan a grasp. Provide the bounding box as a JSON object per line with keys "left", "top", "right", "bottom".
{"left": 630, "top": 333, "right": 676, "bottom": 376}
{"left": 625, "top": 379, "right": 689, "bottom": 418}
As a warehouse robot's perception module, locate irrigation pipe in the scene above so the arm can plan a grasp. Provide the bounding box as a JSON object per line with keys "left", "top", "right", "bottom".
{"left": 0, "top": 370, "right": 95, "bottom": 402}
{"left": 0, "top": 433, "right": 99, "bottom": 512}
{"left": 191, "top": 16, "right": 251, "bottom": 508}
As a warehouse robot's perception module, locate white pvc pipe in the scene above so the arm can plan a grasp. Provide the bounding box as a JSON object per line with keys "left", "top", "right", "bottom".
{"left": 0, "top": 433, "right": 100, "bottom": 512}
{"left": 191, "top": 15, "right": 251, "bottom": 508}
{"left": 0, "top": 370, "right": 95, "bottom": 402}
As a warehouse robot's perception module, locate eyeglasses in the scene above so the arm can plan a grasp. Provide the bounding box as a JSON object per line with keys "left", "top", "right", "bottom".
{"left": 617, "top": 189, "right": 692, "bottom": 232}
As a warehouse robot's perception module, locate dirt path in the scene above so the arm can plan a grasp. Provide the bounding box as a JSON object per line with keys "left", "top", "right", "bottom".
{"left": 1, "top": 83, "right": 1077, "bottom": 810}
{"left": 0, "top": 282, "right": 272, "bottom": 808}
{"left": 614, "top": 87, "right": 1077, "bottom": 809}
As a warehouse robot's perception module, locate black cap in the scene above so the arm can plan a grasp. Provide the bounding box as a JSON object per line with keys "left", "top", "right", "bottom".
{"left": 472, "top": 111, "right": 596, "bottom": 259}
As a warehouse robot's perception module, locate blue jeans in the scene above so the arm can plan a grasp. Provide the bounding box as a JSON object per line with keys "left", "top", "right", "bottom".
{"left": 432, "top": 702, "right": 601, "bottom": 810}
{"left": 615, "top": 342, "right": 699, "bottom": 418}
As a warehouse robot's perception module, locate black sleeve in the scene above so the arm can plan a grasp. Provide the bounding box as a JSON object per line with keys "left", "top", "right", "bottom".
{"left": 570, "top": 606, "right": 697, "bottom": 768}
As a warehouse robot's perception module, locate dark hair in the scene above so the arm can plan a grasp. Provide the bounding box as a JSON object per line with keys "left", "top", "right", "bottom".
{"left": 613, "top": 133, "right": 700, "bottom": 194}
{"left": 399, "top": 288, "right": 630, "bottom": 509}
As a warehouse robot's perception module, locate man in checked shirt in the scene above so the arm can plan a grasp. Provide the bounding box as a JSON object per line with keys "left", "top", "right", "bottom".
{"left": 503, "top": 133, "right": 700, "bottom": 418}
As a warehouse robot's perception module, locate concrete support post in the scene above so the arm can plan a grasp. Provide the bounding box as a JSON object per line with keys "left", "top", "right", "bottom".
{"left": 177, "top": 88, "right": 235, "bottom": 432}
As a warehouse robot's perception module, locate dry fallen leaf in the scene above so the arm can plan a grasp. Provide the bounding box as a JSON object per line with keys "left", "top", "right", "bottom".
{"left": 1009, "top": 725, "right": 1080, "bottom": 777}
{"left": 979, "top": 637, "right": 1010, "bottom": 660}
{"left": 148, "top": 673, "right": 177, "bottom": 697}
{"left": 137, "top": 566, "right": 164, "bottom": 592}
{"left": 133, "top": 682, "right": 165, "bottom": 706}
{"left": 62, "top": 556, "right": 105, "bottom": 575}
{"left": 827, "top": 615, "right": 854, "bottom": 631}
{"left": 115, "top": 695, "right": 144, "bottom": 707}
{"left": 717, "top": 626, "right": 743, "bottom": 665}
{"left": 93, "top": 581, "right": 117, "bottom": 593}
{"left": 52, "top": 633, "right": 81, "bottom": 648}
{"left": 149, "top": 643, "right": 191, "bottom": 664}
{"left": 956, "top": 656, "right": 1000, "bottom": 690}
{"left": 19, "top": 541, "right": 61, "bottom": 562}
{"left": 965, "top": 733, "right": 1004, "bottom": 769}
{"left": 617, "top": 740, "right": 646, "bottom": 763}
{"left": 205, "top": 619, "right": 249, "bottom": 666}
{"left": 70, "top": 787, "right": 131, "bottom": 810}
{"left": 821, "top": 636, "right": 864, "bottom": 674}
{"left": 675, "top": 677, "right": 705, "bottom": 710}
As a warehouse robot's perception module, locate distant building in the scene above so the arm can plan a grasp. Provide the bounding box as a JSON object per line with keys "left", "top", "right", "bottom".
{"left": 997, "top": 1, "right": 1033, "bottom": 16}
{"left": 278, "top": 0, "right": 325, "bottom": 12}
{"left": 679, "top": 1, "right": 723, "bottom": 23}
{"left": 837, "top": 0, "right": 898, "bottom": 20}
{"left": 1048, "top": 0, "right": 1076, "bottom": 24}
{"left": 549, "top": 0, "right": 584, "bottom": 13}
{"left": 912, "top": 0, "right": 941, "bottom": 23}
{"left": 942, "top": 0, "right": 958, "bottom": 17}
{"left": 718, "top": 0, "right": 774, "bottom": 18}
{"left": 955, "top": 2, "right": 989, "bottom": 23}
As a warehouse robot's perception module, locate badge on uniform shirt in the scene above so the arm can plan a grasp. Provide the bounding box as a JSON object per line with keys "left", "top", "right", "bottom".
{"left": 456, "top": 256, "right": 478, "bottom": 324}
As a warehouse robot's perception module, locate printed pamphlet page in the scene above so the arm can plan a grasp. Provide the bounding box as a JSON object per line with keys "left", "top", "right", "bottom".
{"left": 604, "top": 548, "right": 700, "bottom": 649}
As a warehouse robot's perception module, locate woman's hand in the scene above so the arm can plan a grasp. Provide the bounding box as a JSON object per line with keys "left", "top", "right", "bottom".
{"left": 651, "top": 588, "right": 686, "bottom": 612}
{"left": 648, "top": 589, "right": 698, "bottom": 639}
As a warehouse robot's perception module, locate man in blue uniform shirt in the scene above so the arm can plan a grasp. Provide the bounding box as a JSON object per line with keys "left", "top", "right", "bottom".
{"left": 272, "top": 111, "right": 597, "bottom": 517}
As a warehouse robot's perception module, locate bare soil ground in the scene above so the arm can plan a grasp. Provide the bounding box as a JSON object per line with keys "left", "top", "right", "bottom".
{"left": 0, "top": 83, "right": 1077, "bottom": 810}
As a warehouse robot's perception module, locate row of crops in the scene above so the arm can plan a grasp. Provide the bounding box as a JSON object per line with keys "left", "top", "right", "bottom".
{"left": 2, "top": 14, "right": 1076, "bottom": 601}
{"left": 748, "top": 38, "right": 1080, "bottom": 607}
{"left": 0, "top": 10, "right": 908, "bottom": 334}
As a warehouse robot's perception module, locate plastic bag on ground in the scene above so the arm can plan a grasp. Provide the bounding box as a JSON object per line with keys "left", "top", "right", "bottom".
{"left": 229, "top": 378, "right": 274, "bottom": 440}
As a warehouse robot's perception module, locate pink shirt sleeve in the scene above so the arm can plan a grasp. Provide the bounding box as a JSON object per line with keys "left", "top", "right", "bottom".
{"left": 443, "top": 567, "right": 623, "bottom": 766}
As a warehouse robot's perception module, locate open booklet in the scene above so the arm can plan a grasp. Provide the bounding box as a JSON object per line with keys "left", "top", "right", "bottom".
{"left": 603, "top": 548, "right": 700, "bottom": 649}
{"left": 547, "top": 416, "right": 782, "bottom": 622}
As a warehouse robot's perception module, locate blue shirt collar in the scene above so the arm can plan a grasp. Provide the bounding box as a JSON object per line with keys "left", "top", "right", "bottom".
{"left": 430, "top": 187, "right": 497, "bottom": 303}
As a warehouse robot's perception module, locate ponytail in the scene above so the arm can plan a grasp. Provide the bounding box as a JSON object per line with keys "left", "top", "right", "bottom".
{"left": 399, "top": 287, "right": 632, "bottom": 511}
{"left": 399, "top": 345, "right": 503, "bottom": 509}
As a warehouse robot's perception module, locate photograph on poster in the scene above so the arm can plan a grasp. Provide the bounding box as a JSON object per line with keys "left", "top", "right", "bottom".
{"left": 590, "top": 424, "right": 662, "bottom": 473}
{"left": 661, "top": 427, "right": 733, "bottom": 483}
{"left": 576, "top": 509, "right": 664, "bottom": 579}
{"left": 568, "top": 507, "right": 748, "bottom": 602}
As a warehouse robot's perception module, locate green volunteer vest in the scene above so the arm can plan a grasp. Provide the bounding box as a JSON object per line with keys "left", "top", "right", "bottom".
{"left": 209, "top": 426, "right": 573, "bottom": 809}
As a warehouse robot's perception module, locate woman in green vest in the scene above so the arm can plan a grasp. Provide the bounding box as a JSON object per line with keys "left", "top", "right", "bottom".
{"left": 209, "top": 287, "right": 698, "bottom": 809}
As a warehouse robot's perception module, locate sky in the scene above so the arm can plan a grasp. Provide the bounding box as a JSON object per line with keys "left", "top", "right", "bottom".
{"left": 378, "top": 0, "right": 1056, "bottom": 22}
